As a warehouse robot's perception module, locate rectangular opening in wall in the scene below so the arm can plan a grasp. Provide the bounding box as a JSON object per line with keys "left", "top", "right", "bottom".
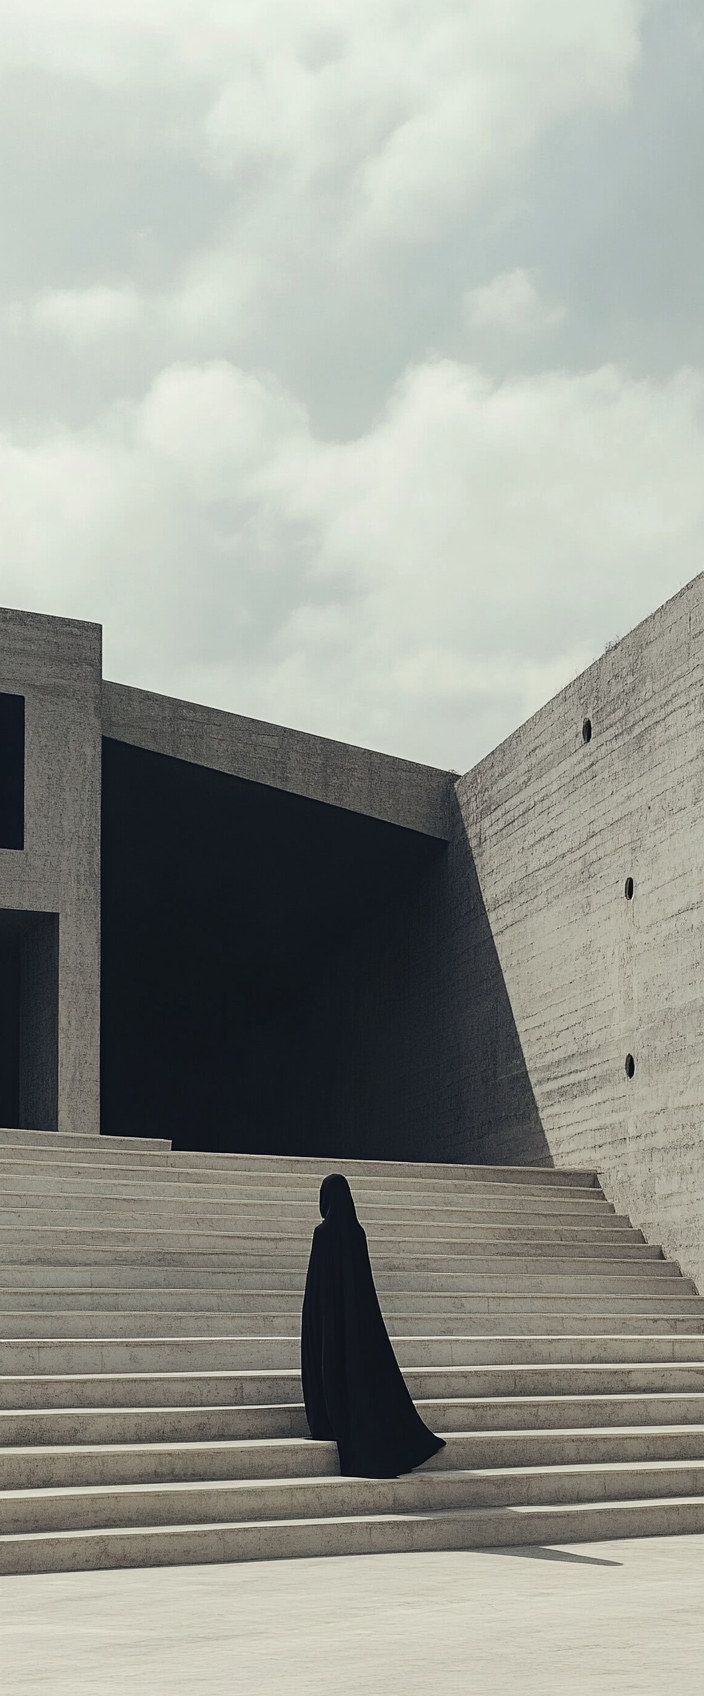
{"left": 0, "top": 926, "right": 20, "bottom": 1126}
{"left": 0, "top": 909, "right": 58, "bottom": 1129}
{"left": 0, "top": 694, "right": 25, "bottom": 849}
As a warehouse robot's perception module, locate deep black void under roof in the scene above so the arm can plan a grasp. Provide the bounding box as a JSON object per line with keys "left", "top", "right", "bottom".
{"left": 100, "top": 738, "right": 446, "bottom": 1155}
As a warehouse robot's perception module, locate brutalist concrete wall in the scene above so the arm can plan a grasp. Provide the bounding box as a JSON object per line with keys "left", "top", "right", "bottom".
{"left": 454, "top": 573, "right": 704, "bottom": 1289}
{"left": 102, "top": 681, "right": 450, "bottom": 838}
{"left": 0, "top": 608, "right": 102, "bottom": 1134}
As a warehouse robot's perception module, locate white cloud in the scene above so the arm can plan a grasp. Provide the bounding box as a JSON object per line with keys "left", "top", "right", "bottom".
{"left": 464, "top": 269, "right": 565, "bottom": 334}
{"left": 27, "top": 286, "right": 142, "bottom": 346}
{"left": 0, "top": 0, "right": 697, "bottom": 780}
{"left": 0, "top": 354, "right": 702, "bottom": 769}
{"left": 0, "top": 1, "right": 650, "bottom": 254}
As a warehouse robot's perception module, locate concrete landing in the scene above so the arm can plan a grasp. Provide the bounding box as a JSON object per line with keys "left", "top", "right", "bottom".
{"left": 3, "top": 1536, "right": 703, "bottom": 1696}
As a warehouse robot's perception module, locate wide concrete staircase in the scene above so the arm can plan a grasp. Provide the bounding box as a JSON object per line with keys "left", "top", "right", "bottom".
{"left": 1, "top": 1127, "right": 704, "bottom": 1573}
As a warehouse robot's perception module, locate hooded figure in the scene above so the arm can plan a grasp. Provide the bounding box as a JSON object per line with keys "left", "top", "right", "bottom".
{"left": 301, "top": 1172, "right": 446, "bottom": 1478}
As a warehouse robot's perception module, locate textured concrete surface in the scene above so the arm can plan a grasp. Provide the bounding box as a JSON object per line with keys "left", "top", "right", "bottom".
{"left": 0, "top": 609, "right": 102, "bottom": 1136}
{"left": 3, "top": 1133, "right": 704, "bottom": 1575}
{"left": 3, "top": 576, "right": 704, "bottom": 1277}
{"left": 2, "top": 1536, "right": 703, "bottom": 1695}
{"left": 102, "top": 679, "right": 451, "bottom": 838}
{"left": 454, "top": 572, "right": 704, "bottom": 1293}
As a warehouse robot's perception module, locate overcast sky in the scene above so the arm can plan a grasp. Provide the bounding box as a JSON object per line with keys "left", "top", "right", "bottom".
{"left": 0, "top": 0, "right": 703, "bottom": 769}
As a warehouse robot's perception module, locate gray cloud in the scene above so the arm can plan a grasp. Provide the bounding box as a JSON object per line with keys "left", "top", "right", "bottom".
{"left": 0, "top": 0, "right": 701, "bottom": 768}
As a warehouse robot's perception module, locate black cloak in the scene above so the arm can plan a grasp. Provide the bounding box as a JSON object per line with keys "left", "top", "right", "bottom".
{"left": 301, "top": 1172, "right": 446, "bottom": 1478}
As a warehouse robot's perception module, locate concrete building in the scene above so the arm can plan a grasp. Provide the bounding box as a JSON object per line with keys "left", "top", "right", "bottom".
{"left": 0, "top": 574, "right": 702, "bottom": 1290}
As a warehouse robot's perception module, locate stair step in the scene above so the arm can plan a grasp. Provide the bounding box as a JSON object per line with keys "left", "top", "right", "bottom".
{"left": 4, "top": 1423, "right": 704, "bottom": 1492}
{"left": 1, "top": 1131, "right": 700, "bottom": 1574}
{"left": 3, "top": 1302, "right": 704, "bottom": 1341}
{"left": 4, "top": 1360, "right": 704, "bottom": 1414}
{"left": 0, "top": 1234, "right": 655, "bottom": 1265}
{"left": 4, "top": 1457, "right": 704, "bottom": 1536}
{"left": 0, "top": 1172, "right": 624, "bottom": 1218}
{"left": 4, "top": 1316, "right": 704, "bottom": 1375}
{"left": 1, "top": 1205, "right": 650, "bottom": 1250}
{"left": 0, "top": 1225, "right": 664, "bottom": 1270}
{"left": 0, "top": 1135, "right": 598, "bottom": 1185}
{"left": 4, "top": 1388, "right": 704, "bottom": 1448}
{"left": 2, "top": 1332, "right": 704, "bottom": 1389}
{"left": 4, "top": 1348, "right": 704, "bottom": 1408}
{"left": 0, "top": 1129, "right": 170, "bottom": 1155}
{"left": 2, "top": 1494, "right": 704, "bottom": 1576}
{"left": 0, "top": 1167, "right": 615, "bottom": 1217}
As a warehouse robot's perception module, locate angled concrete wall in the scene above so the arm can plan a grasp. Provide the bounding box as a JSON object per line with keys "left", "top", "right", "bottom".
{"left": 0, "top": 608, "right": 102, "bottom": 1134}
{"left": 3, "top": 582, "right": 704, "bottom": 1300}
{"left": 455, "top": 573, "right": 704, "bottom": 1289}
{"left": 102, "top": 682, "right": 451, "bottom": 839}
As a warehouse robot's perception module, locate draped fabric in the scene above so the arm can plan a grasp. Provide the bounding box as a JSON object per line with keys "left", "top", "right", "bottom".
{"left": 301, "top": 1173, "right": 445, "bottom": 1478}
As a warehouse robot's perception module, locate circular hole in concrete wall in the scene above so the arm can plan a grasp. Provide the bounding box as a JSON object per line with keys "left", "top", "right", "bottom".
{"left": 625, "top": 1053, "right": 635, "bottom": 1079}
{"left": 624, "top": 877, "right": 634, "bottom": 900}
{"left": 582, "top": 717, "right": 592, "bottom": 744}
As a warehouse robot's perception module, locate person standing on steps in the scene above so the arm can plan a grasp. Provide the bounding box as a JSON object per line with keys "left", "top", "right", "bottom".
{"left": 301, "top": 1172, "right": 446, "bottom": 1477}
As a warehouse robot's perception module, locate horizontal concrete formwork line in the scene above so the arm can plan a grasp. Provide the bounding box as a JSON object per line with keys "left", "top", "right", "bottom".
{"left": 5, "top": 1458, "right": 704, "bottom": 1539}
{"left": 5, "top": 1361, "right": 704, "bottom": 1414}
{"left": 2, "top": 1493, "right": 704, "bottom": 1575}
{"left": 4, "top": 1424, "right": 704, "bottom": 1492}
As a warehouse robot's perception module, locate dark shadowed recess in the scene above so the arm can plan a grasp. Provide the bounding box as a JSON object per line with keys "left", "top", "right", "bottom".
{"left": 0, "top": 692, "right": 25, "bottom": 849}
{"left": 100, "top": 738, "right": 447, "bottom": 1156}
{"left": 0, "top": 908, "right": 58, "bottom": 1131}
{"left": 100, "top": 742, "right": 549, "bottom": 1164}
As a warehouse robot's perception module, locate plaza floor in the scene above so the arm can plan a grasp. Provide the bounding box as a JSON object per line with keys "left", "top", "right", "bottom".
{"left": 3, "top": 1535, "right": 703, "bottom": 1696}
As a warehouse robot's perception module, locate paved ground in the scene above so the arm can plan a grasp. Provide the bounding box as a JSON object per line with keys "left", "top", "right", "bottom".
{"left": 3, "top": 1536, "right": 704, "bottom": 1695}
